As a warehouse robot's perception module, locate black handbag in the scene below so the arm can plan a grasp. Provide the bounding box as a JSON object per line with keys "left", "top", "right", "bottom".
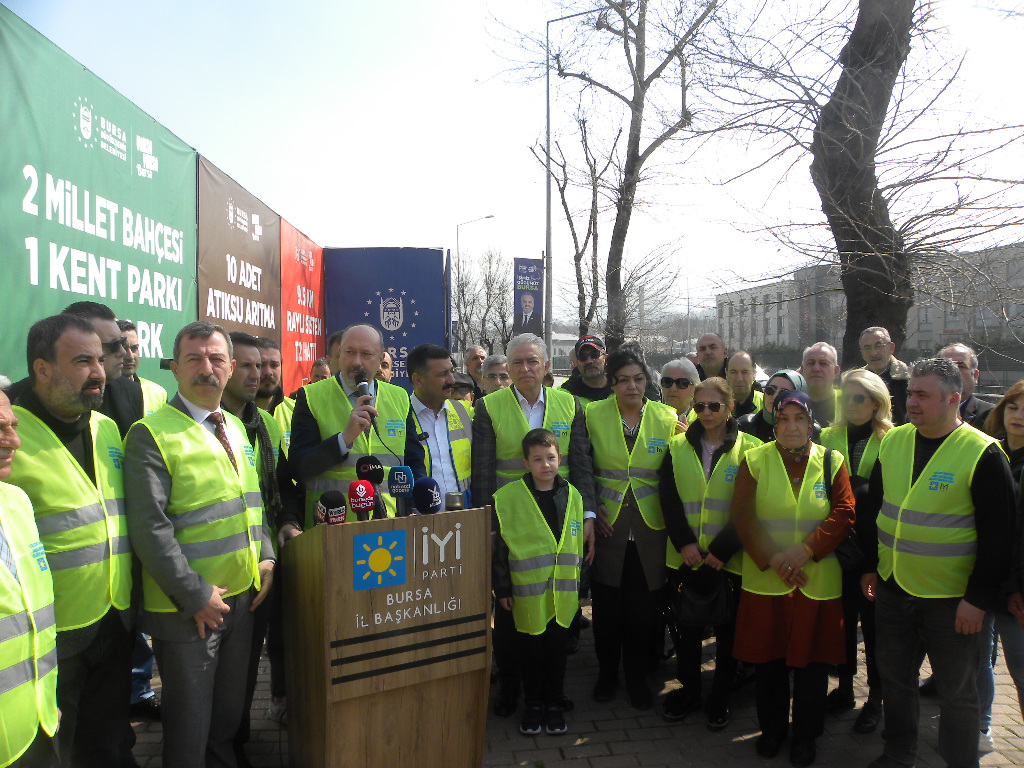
{"left": 823, "top": 448, "right": 864, "bottom": 571}
{"left": 666, "top": 563, "right": 735, "bottom": 627}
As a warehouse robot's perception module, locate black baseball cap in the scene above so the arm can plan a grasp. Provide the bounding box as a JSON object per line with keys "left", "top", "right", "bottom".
{"left": 574, "top": 335, "right": 605, "bottom": 355}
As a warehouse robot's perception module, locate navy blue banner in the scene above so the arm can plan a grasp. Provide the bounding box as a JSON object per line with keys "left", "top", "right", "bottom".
{"left": 512, "top": 258, "right": 544, "bottom": 337}
{"left": 323, "top": 247, "right": 448, "bottom": 392}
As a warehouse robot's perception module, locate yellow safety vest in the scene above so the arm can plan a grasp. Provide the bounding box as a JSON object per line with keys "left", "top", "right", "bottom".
{"left": 821, "top": 425, "right": 881, "bottom": 479}
{"left": 8, "top": 407, "right": 131, "bottom": 631}
{"left": 0, "top": 483, "right": 58, "bottom": 767}
{"left": 665, "top": 430, "right": 763, "bottom": 573}
{"left": 877, "top": 423, "right": 994, "bottom": 598}
{"left": 493, "top": 479, "right": 584, "bottom": 635}
{"left": 410, "top": 399, "right": 472, "bottom": 492}
{"left": 586, "top": 398, "right": 677, "bottom": 529}
{"left": 256, "top": 407, "right": 282, "bottom": 476}
{"left": 133, "top": 405, "right": 264, "bottom": 612}
{"left": 486, "top": 386, "right": 576, "bottom": 488}
{"left": 273, "top": 396, "right": 295, "bottom": 459}
{"left": 139, "top": 377, "right": 168, "bottom": 417}
{"left": 742, "top": 442, "right": 843, "bottom": 600}
{"left": 303, "top": 378, "right": 410, "bottom": 524}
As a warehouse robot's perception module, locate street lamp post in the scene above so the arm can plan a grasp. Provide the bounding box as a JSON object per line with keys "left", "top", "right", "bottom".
{"left": 456, "top": 214, "right": 494, "bottom": 264}
{"left": 546, "top": 7, "right": 603, "bottom": 354}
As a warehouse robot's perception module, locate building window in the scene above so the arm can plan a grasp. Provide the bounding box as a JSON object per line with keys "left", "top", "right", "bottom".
{"left": 763, "top": 316, "right": 770, "bottom": 336}
{"left": 778, "top": 315, "right": 784, "bottom": 335}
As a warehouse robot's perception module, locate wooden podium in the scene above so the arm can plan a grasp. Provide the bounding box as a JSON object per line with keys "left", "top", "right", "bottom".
{"left": 282, "top": 507, "right": 492, "bottom": 767}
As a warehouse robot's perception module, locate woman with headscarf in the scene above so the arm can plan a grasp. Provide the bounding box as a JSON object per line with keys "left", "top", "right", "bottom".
{"left": 732, "top": 391, "right": 855, "bottom": 766}
{"left": 659, "top": 377, "right": 763, "bottom": 729}
{"left": 819, "top": 369, "right": 893, "bottom": 734}
{"left": 588, "top": 348, "right": 679, "bottom": 710}
{"left": 737, "top": 370, "right": 821, "bottom": 444}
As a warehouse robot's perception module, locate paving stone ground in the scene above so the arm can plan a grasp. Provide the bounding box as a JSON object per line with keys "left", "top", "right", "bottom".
{"left": 130, "top": 604, "right": 1024, "bottom": 767}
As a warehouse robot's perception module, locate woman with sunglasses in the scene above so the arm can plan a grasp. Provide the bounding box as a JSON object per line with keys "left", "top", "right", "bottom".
{"left": 976, "top": 381, "right": 1024, "bottom": 741}
{"left": 738, "top": 370, "right": 821, "bottom": 444}
{"left": 587, "top": 348, "right": 680, "bottom": 710}
{"left": 660, "top": 359, "right": 700, "bottom": 426}
{"left": 659, "top": 377, "right": 763, "bottom": 728}
{"left": 732, "top": 391, "right": 855, "bottom": 766}
{"left": 819, "top": 369, "right": 893, "bottom": 734}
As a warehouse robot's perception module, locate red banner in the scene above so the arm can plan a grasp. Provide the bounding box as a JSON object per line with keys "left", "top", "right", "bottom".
{"left": 280, "top": 219, "right": 325, "bottom": 394}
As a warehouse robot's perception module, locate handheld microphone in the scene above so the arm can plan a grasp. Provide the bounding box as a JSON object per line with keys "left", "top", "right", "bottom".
{"left": 412, "top": 477, "right": 444, "bottom": 515}
{"left": 315, "top": 490, "right": 347, "bottom": 525}
{"left": 355, "top": 455, "right": 385, "bottom": 486}
{"left": 388, "top": 466, "right": 414, "bottom": 517}
{"left": 353, "top": 371, "right": 377, "bottom": 431}
{"left": 348, "top": 480, "right": 376, "bottom": 522}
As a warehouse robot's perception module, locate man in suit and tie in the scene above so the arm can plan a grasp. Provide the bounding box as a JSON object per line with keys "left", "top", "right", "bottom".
{"left": 123, "top": 321, "right": 275, "bottom": 768}
{"left": 513, "top": 292, "right": 544, "bottom": 337}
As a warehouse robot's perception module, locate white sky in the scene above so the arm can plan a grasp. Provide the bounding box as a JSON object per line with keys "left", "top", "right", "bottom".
{"left": 6, "top": 0, "right": 1022, "bottom": 322}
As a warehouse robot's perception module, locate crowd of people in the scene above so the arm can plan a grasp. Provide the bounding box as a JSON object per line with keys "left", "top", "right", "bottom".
{"left": 1, "top": 303, "right": 1023, "bottom": 768}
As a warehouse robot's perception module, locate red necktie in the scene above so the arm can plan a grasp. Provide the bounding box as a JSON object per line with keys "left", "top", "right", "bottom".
{"left": 206, "top": 411, "right": 238, "bottom": 475}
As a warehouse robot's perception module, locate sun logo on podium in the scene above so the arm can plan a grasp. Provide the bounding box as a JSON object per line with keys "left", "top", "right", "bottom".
{"left": 353, "top": 531, "right": 407, "bottom": 590}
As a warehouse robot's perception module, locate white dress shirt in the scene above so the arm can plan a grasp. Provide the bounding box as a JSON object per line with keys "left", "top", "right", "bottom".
{"left": 178, "top": 393, "right": 241, "bottom": 455}
{"left": 514, "top": 385, "right": 546, "bottom": 430}
{"left": 411, "top": 395, "right": 459, "bottom": 500}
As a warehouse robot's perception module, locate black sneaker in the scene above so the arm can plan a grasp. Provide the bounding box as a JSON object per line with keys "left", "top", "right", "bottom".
{"left": 544, "top": 705, "right": 568, "bottom": 735}
{"left": 520, "top": 704, "right": 543, "bottom": 736}
{"left": 663, "top": 689, "right": 701, "bottom": 722}
{"left": 706, "top": 701, "right": 730, "bottom": 731}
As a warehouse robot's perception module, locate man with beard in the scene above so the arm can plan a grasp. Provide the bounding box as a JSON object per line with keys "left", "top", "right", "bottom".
{"left": 118, "top": 319, "right": 167, "bottom": 417}
{"left": 561, "top": 335, "right": 610, "bottom": 405}
{"left": 309, "top": 357, "right": 331, "bottom": 384}
{"left": 7, "top": 313, "right": 134, "bottom": 767}
{"left": 405, "top": 344, "right": 473, "bottom": 505}
{"left": 123, "top": 321, "right": 275, "bottom": 768}
{"left": 291, "top": 324, "right": 410, "bottom": 524}
{"left": 695, "top": 333, "right": 728, "bottom": 381}
{"left": 4, "top": 302, "right": 143, "bottom": 439}
{"left": 800, "top": 342, "right": 842, "bottom": 427}
{"left": 222, "top": 333, "right": 285, "bottom": 768}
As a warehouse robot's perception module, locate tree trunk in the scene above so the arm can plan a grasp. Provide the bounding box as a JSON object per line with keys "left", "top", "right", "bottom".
{"left": 809, "top": 0, "right": 916, "bottom": 367}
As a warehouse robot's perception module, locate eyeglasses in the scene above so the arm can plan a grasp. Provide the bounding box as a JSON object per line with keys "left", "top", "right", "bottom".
{"left": 577, "top": 348, "right": 603, "bottom": 361}
{"left": 693, "top": 401, "right": 723, "bottom": 414}
{"left": 484, "top": 373, "right": 510, "bottom": 380}
{"left": 844, "top": 393, "right": 867, "bottom": 405}
{"left": 103, "top": 337, "right": 128, "bottom": 354}
{"left": 661, "top": 376, "right": 692, "bottom": 390}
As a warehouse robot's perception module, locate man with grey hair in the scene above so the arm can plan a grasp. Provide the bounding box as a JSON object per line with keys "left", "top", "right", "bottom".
{"left": 481, "top": 354, "right": 511, "bottom": 395}
{"left": 464, "top": 344, "right": 488, "bottom": 400}
{"left": 859, "top": 326, "right": 910, "bottom": 425}
{"left": 472, "top": 333, "right": 597, "bottom": 718}
{"left": 860, "top": 357, "right": 1014, "bottom": 768}
{"left": 939, "top": 343, "right": 993, "bottom": 430}
{"left": 123, "top": 320, "right": 276, "bottom": 767}
{"left": 695, "top": 333, "right": 728, "bottom": 380}
{"left": 799, "top": 342, "right": 842, "bottom": 426}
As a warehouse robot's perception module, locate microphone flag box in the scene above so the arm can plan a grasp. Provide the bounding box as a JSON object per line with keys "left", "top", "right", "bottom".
{"left": 389, "top": 466, "right": 413, "bottom": 498}
{"left": 348, "top": 481, "right": 376, "bottom": 516}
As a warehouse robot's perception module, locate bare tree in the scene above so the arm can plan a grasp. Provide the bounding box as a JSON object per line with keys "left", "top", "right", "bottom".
{"left": 450, "top": 249, "right": 515, "bottom": 354}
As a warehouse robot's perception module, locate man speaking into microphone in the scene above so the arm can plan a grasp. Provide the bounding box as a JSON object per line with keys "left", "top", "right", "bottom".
{"left": 291, "top": 324, "right": 410, "bottom": 523}
{"left": 404, "top": 344, "right": 473, "bottom": 509}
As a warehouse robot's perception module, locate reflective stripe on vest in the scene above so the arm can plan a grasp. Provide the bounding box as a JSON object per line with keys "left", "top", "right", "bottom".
{"left": 303, "top": 378, "right": 410, "bottom": 524}
{"left": 876, "top": 423, "right": 993, "bottom": 598}
{"left": 820, "top": 426, "right": 881, "bottom": 479}
{"left": 8, "top": 408, "right": 131, "bottom": 631}
{"left": 410, "top": 399, "right": 473, "bottom": 493}
{"left": 0, "top": 482, "right": 59, "bottom": 761}
{"left": 493, "top": 478, "right": 584, "bottom": 635}
{"left": 136, "top": 405, "right": 263, "bottom": 612}
{"left": 586, "top": 398, "right": 676, "bottom": 529}
{"left": 741, "top": 442, "right": 843, "bottom": 600}
{"left": 665, "top": 430, "right": 762, "bottom": 573}
{"left": 486, "top": 386, "right": 576, "bottom": 489}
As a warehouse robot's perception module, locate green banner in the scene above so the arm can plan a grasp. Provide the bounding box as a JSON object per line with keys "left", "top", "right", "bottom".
{"left": 0, "top": 6, "right": 197, "bottom": 391}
